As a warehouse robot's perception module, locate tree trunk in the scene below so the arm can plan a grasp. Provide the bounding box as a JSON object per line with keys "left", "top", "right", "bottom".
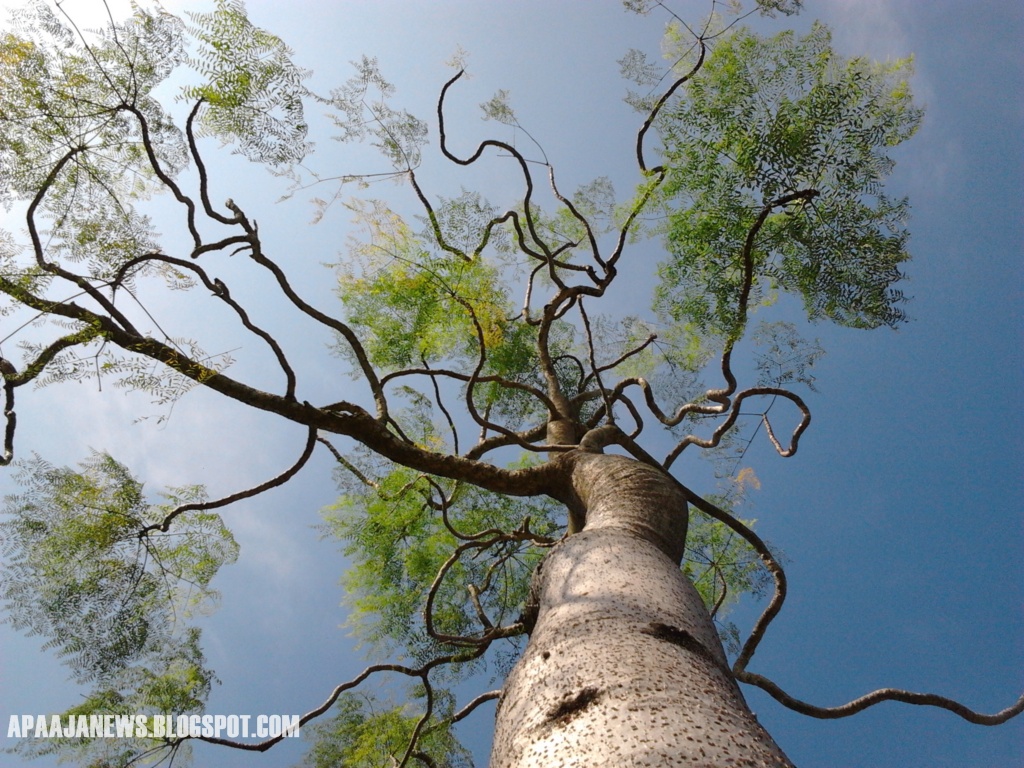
{"left": 491, "top": 453, "right": 794, "bottom": 767}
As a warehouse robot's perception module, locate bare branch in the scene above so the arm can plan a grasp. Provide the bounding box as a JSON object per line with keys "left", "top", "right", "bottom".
{"left": 221, "top": 199, "right": 389, "bottom": 419}
{"left": 138, "top": 426, "right": 317, "bottom": 536}
{"left": 636, "top": 39, "right": 706, "bottom": 175}
{"left": 664, "top": 385, "right": 811, "bottom": 468}
{"left": 580, "top": 332, "right": 657, "bottom": 390}
{"left": 449, "top": 689, "right": 500, "bottom": 724}
{"left": 578, "top": 298, "right": 615, "bottom": 427}
{"left": 186, "top": 99, "right": 242, "bottom": 226}
{"left": 736, "top": 671, "right": 1024, "bottom": 726}
{"left": 408, "top": 169, "right": 516, "bottom": 263}
{"left": 25, "top": 146, "right": 142, "bottom": 336}
{"left": 437, "top": 71, "right": 556, "bottom": 265}
{"left": 546, "top": 165, "right": 604, "bottom": 270}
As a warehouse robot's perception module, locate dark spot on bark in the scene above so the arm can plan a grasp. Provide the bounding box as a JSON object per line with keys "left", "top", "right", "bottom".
{"left": 546, "top": 686, "right": 601, "bottom": 725}
{"left": 641, "top": 622, "right": 728, "bottom": 672}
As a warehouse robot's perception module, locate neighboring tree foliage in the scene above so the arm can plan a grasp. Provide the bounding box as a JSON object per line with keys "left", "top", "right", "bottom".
{"left": 0, "top": 0, "right": 1019, "bottom": 765}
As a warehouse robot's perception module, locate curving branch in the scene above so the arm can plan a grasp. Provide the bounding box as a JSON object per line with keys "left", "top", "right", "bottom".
{"left": 423, "top": 523, "right": 547, "bottom": 647}
{"left": 397, "top": 674, "right": 435, "bottom": 768}
{"left": 25, "top": 146, "right": 142, "bottom": 337}
{"left": 636, "top": 38, "right": 706, "bottom": 175}
{"left": 185, "top": 99, "right": 244, "bottom": 227}
{"left": 0, "top": 325, "right": 104, "bottom": 389}
{"left": 448, "top": 689, "right": 501, "bottom": 724}
{"left": 462, "top": 422, "right": 549, "bottom": 462}
{"left": 724, "top": 189, "right": 821, "bottom": 344}
{"left": 664, "top": 385, "right": 811, "bottom": 468}
{"left": 138, "top": 426, "right": 318, "bottom": 536}
{"left": 578, "top": 298, "right": 616, "bottom": 427}
{"left": 219, "top": 199, "right": 390, "bottom": 421}
{"left": 546, "top": 165, "right": 605, "bottom": 271}
{"left": 194, "top": 644, "right": 487, "bottom": 753}
{"left": 408, "top": 168, "right": 517, "bottom": 264}
{"left": 437, "top": 71, "right": 554, "bottom": 263}
{"left": 579, "top": 332, "right": 657, "bottom": 391}
{"left": 736, "top": 671, "right": 1024, "bottom": 726}
{"left": 118, "top": 102, "right": 202, "bottom": 248}
{"left": 458, "top": 296, "right": 572, "bottom": 454}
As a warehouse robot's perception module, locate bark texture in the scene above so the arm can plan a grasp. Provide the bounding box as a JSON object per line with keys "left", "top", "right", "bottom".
{"left": 491, "top": 453, "right": 794, "bottom": 767}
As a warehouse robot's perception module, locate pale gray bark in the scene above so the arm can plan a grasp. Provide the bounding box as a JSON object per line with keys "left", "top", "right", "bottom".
{"left": 491, "top": 453, "right": 794, "bottom": 767}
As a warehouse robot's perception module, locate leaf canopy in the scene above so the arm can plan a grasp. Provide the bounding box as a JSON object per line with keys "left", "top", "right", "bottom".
{"left": 655, "top": 23, "right": 922, "bottom": 340}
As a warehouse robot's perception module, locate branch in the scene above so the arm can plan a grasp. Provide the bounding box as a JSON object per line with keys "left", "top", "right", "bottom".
{"left": 25, "top": 146, "right": 142, "bottom": 336}
{"left": 664, "top": 385, "right": 811, "bottom": 468}
{"left": 423, "top": 525, "right": 544, "bottom": 646}
{"left": 578, "top": 298, "right": 616, "bottom": 427}
{"left": 449, "top": 689, "right": 501, "bottom": 724}
{"left": 397, "top": 674, "right": 434, "bottom": 768}
{"left": 546, "top": 165, "right": 604, "bottom": 271}
{"left": 137, "top": 427, "right": 317, "bottom": 536}
{"left": 5, "top": 272, "right": 563, "bottom": 498}
{"left": 437, "top": 71, "right": 555, "bottom": 265}
{"left": 462, "top": 422, "right": 548, "bottom": 461}
{"left": 458, "top": 296, "right": 571, "bottom": 454}
{"left": 222, "top": 199, "right": 389, "bottom": 420}
{"left": 731, "top": 189, "right": 820, "bottom": 341}
{"left": 735, "top": 671, "right": 1024, "bottom": 726}
{"left": 613, "top": 348, "right": 737, "bottom": 431}
{"left": 119, "top": 102, "right": 202, "bottom": 248}
{"left": 636, "top": 39, "right": 706, "bottom": 175}
{"left": 408, "top": 169, "right": 516, "bottom": 263}
{"left": 113, "top": 253, "right": 298, "bottom": 399}
{"left": 579, "top": 332, "right": 657, "bottom": 390}
{"left": 2, "top": 326, "right": 104, "bottom": 388}
{"left": 193, "top": 644, "right": 487, "bottom": 753}
{"left": 0, "top": 308, "right": 106, "bottom": 465}
{"left": 186, "top": 99, "right": 242, "bottom": 226}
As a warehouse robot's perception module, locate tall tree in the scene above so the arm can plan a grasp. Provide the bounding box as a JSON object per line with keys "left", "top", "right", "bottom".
{"left": 0, "top": 1, "right": 1019, "bottom": 765}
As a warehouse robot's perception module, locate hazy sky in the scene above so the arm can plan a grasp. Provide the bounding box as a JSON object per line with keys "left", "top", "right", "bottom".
{"left": 0, "top": 1, "right": 1021, "bottom": 767}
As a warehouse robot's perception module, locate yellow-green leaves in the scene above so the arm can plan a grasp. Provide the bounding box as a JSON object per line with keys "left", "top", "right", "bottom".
{"left": 301, "top": 689, "right": 472, "bottom": 768}
{"left": 338, "top": 200, "right": 517, "bottom": 372}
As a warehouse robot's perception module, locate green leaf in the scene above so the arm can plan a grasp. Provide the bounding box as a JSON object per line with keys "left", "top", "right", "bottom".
{"left": 0, "top": 453, "right": 237, "bottom": 681}
{"left": 182, "top": 0, "right": 311, "bottom": 166}
{"left": 655, "top": 23, "right": 922, "bottom": 338}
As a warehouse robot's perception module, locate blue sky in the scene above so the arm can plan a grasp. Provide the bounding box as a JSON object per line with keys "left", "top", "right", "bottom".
{"left": 0, "top": 1, "right": 1021, "bottom": 766}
